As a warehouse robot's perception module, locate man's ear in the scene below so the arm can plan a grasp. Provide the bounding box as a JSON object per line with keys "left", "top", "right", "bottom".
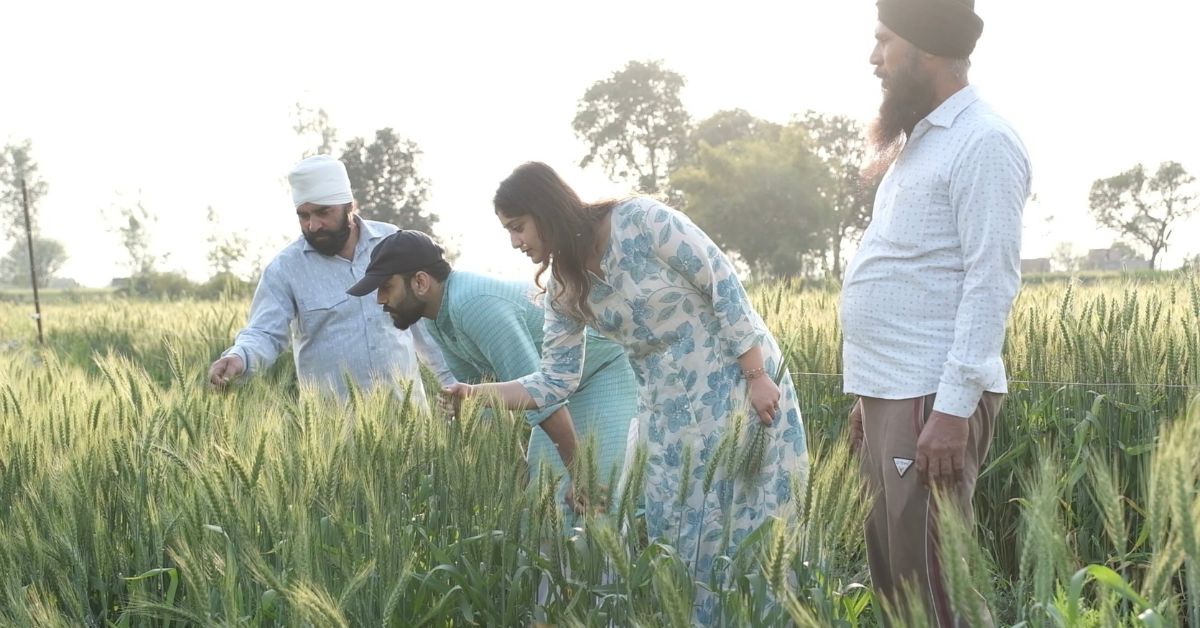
{"left": 412, "top": 271, "right": 431, "bottom": 297}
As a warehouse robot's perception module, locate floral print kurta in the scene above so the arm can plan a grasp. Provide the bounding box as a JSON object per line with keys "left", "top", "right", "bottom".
{"left": 518, "top": 198, "right": 809, "bottom": 623}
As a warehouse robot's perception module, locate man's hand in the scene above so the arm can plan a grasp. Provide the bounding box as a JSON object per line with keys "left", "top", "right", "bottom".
{"left": 916, "top": 410, "right": 969, "bottom": 486}
{"left": 436, "top": 389, "right": 463, "bottom": 421}
{"left": 565, "top": 480, "right": 609, "bottom": 516}
{"left": 441, "top": 382, "right": 474, "bottom": 400}
{"left": 848, "top": 398, "right": 864, "bottom": 453}
{"left": 208, "top": 354, "right": 245, "bottom": 391}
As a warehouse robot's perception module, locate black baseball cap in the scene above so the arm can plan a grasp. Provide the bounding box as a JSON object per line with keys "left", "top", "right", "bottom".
{"left": 346, "top": 230, "right": 446, "bottom": 297}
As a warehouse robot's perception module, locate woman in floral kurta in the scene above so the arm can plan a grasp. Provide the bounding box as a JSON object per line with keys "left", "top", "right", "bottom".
{"left": 451, "top": 163, "right": 809, "bottom": 624}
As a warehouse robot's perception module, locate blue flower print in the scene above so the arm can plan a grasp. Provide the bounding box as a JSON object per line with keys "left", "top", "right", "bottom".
{"left": 522, "top": 198, "right": 808, "bottom": 627}
{"left": 668, "top": 241, "right": 704, "bottom": 280}
{"left": 700, "top": 369, "right": 734, "bottom": 418}
{"left": 617, "top": 233, "right": 654, "bottom": 282}
{"left": 662, "top": 395, "right": 692, "bottom": 432}
{"left": 714, "top": 276, "right": 746, "bottom": 326}
{"left": 666, "top": 322, "right": 696, "bottom": 360}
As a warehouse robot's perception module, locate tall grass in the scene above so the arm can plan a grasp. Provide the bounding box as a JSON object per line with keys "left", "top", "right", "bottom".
{"left": 0, "top": 274, "right": 1197, "bottom": 625}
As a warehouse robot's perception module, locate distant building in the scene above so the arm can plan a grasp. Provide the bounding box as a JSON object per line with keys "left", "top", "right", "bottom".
{"left": 1020, "top": 258, "right": 1052, "bottom": 274}
{"left": 1081, "top": 248, "right": 1151, "bottom": 271}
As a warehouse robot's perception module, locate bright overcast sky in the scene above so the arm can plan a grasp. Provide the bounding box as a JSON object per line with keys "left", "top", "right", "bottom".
{"left": 3, "top": 0, "right": 1197, "bottom": 287}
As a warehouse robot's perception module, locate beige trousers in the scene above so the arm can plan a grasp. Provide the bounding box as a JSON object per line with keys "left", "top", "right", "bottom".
{"left": 859, "top": 392, "right": 1002, "bottom": 627}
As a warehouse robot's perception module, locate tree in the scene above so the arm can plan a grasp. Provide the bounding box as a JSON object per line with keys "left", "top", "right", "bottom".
{"left": 666, "top": 110, "right": 783, "bottom": 209}
{"left": 1089, "top": 161, "right": 1197, "bottom": 269}
{"left": 0, "top": 139, "right": 50, "bottom": 242}
{"left": 799, "top": 112, "right": 876, "bottom": 278}
{"left": 671, "top": 125, "right": 835, "bottom": 277}
{"left": 107, "top": 194, "right": 160, "bottom": 276}
{"left": 205, "top": 206, "right": 250, "bottom": 280}
{"left": 293, "top": 103, "right": 339, "bottom": 158}
{"left": 1050, "top": 242, "right": 1083, "bottom": 273}
{"left": 340, "top": 129, "right": 437, "bottom": 235}
{"left": 687, "top": 109, "right": 782, "bottom": 154}
{"left": 573, "top": 60, "right": 691, "bottom": 194}
{"left": 0, "top": 237, "right": 67, "bottom": 288}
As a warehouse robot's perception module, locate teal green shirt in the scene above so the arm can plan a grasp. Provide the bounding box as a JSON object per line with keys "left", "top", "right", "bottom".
{"left": 424, "top": 270, "right": 627, "bottom": 426}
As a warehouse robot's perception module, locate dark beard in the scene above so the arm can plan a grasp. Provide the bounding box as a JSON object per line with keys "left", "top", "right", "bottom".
{"left": 388, "top": 309, "right": 423, "bottom": 331}
{"left": 303, "top": 213, "right": 353, "bottom": 256}
{"left": 384, "top": 294, "right": 424, "bottom": 331}
{"left": 863, "top": 52, "right": 935, "bottom": 183}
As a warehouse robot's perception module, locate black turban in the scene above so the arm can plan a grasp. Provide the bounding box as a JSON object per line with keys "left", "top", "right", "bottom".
{"left": 877, "top": 0, "right": 984, "bottom": 59}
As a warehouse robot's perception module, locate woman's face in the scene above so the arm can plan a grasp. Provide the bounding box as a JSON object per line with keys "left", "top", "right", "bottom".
{"left": 497, "top": 209, "right": 547, "bottom": 264}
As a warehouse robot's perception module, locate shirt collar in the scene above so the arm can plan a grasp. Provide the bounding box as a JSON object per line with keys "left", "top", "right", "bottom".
{"left": 354, "top": 217, "right": 392, "bottom": 255}
{"left": 434, "top": 270, "right": 458, "bottom": 335}
{"left": 921, "top": 84, "right": 980, "bottom": 130}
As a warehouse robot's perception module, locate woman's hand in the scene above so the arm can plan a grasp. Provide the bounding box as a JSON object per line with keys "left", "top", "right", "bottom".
{"left": 748, "top": 375, "right": 781, "bottom": 426}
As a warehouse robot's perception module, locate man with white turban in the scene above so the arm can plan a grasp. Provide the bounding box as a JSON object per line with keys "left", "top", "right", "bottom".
{"left": 207, "top": 155, "right": 453, "bottom": 404}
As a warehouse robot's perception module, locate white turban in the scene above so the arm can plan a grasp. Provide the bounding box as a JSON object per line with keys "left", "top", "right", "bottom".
{"left": 288, "top": 155, "right": 354, "bottom": 208}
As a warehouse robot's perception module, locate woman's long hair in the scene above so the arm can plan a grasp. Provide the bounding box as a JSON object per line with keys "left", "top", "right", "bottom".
{"left": 493, "top": 162, "right": 618, "bottom": 323}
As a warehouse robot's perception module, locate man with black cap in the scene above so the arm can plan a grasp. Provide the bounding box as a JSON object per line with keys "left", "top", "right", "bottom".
{"left": 206, "top": 155, "right": 453, "bottom": 403}
{"left": 346, "top": 230, "right": 638, "bottom": 524}
{"left": 840, "top": 1, "right": 1031, "bottom": 624}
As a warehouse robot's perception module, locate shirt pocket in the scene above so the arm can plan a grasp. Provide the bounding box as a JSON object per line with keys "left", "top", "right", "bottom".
{"left": 297, "top": 291, "right": 349, "bottom": 336}
{"left": 878, "top": 172, "right": 952, "bottom": 247}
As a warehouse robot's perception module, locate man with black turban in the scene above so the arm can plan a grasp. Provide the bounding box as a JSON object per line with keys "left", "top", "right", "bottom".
{"left": 840, "top": 1, "right": 1032, "bottom": 624}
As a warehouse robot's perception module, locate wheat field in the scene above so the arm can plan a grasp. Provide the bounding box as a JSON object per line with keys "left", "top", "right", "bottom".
{"left": 1, "top": 275, "right": 1197, "bottom": 626}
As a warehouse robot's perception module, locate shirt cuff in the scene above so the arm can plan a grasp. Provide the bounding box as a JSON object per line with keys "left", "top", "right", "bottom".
{"left": 222, "top": 346, "right": 253, "bottom": 377}
{"left": 723, "top": 328, "right": 762, "bottom": 361}
{"left": 517, "top": 372, "right": 567, "bottom": 413}
{"left": 525, "top": 400, "right": 567, "bottom": 427}
{"left": 933, "top": 378, "right": 982, "bottom": 419}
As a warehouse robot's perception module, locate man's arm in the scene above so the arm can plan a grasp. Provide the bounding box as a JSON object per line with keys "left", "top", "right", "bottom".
{"left": 457, "top": 294, "right": 568, "bottom": 426}
{"left": 918, "top": 127, "right": 1029, "bottom": 486}
{"left": 209, "top": 262, "right": 294, "bottom": 389}
{"left": 936, "top": 127, "right": 1029, "bottom": 417}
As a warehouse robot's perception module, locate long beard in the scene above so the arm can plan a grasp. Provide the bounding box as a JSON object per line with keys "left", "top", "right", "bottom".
{"left": 304, "top": 214, "right": 353, "bottom": 256}
{"left": 863, "top": 56, "right": 935, "bottom": 183}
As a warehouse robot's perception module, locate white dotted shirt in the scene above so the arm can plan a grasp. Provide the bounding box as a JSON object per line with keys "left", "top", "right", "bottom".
{"left": 841, "top": 85, "right": 1032, "bottom": 418}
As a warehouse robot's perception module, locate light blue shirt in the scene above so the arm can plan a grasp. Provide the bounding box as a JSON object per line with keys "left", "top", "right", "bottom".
{"left": 841, "top": 85, "right": 1032, "bottom": 417}
{"left": 424, "top": 270, "right": 628, "bottom": 426}
{"left": 223, "top": 217, "right": 453, "bottom": 403}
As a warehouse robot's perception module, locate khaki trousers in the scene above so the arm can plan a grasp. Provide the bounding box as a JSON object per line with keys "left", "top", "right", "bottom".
{"left": 859, "top": 392, "right": 1002, "bottom": 627}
